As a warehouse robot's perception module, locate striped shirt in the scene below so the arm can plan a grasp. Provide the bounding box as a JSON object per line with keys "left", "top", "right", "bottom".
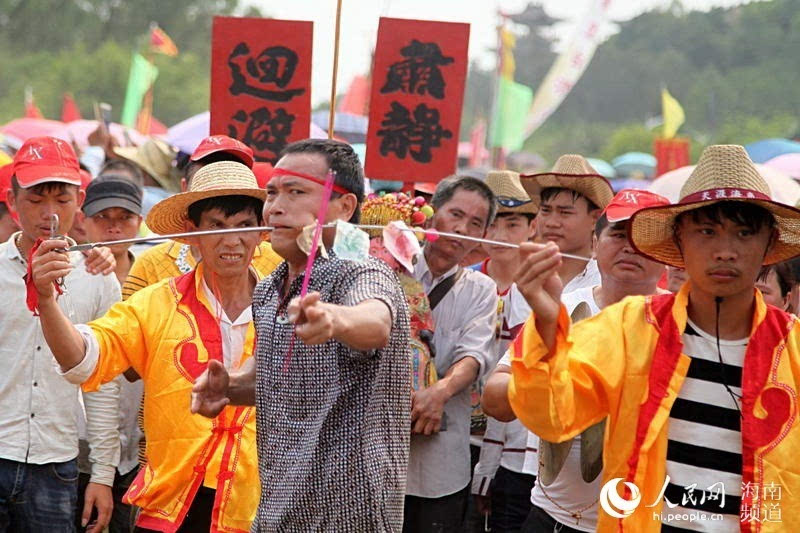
{"left": 662, "top": 318, "right": 746, "bottom": 532}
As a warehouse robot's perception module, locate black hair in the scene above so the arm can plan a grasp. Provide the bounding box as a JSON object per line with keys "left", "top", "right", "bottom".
{"left": 674, "top": 201, "right": 776, "bottom": 237}
{"left": 540, "top": 187, "right": 599, "bottom": 212}
{"left": 280, "top": 139, "right": 365, "bottom": 223}
{"left": 10, "top": 176, "right": 79, "bottom": 196}
{"left": 187, "top": 195, "right": 264, "bottom": 227}
{"left": 431, "top": 176, "right": 497, "bottom": 227}
{"left": 100, "top": 160, "right": 144, "bottom": 186}
{"left": 759, "top": 262, "right": 795, "bottom": 297}
{"left": 495, "top": 212, "right": 535, "bottom": 223}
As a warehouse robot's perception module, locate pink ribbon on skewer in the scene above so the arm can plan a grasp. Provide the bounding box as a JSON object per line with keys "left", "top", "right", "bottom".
{"left": 282, "top": 170, "right": 336, "bottom": 372}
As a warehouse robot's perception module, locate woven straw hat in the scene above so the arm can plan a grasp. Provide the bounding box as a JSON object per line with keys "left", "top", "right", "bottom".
{"left": 485, "top": 170, "right": 538, "bottom": 215}
{"left": 629, "top": 144, "right": 800, "bottom": 268}
{"left": 114, "top": 138, "right": 179, "bottom": 191}
{"left": 521, "top": 154, "right": 614, "bottom": 210}
{"left": 146, "top": 161, "right": 265, "bottom": 242}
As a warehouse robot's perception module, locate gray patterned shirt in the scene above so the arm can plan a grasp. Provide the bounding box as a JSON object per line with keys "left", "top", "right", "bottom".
{"left": 251, "top": 253, "right": 411, "bottom": 532}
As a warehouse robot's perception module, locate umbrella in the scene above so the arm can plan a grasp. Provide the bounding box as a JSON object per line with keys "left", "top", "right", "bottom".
{"left": 648, "top": 164, "right": 800, "bottom": 207}
{"left": 608, "top": 178, "right": 649, "bottom": 192}
{"left": 1, "top": 118, "right": 64, "bottom": 148}
{"left": 744, "top": 138, "right": 800, "bottom": 164}
{"left": 612, "top": 152, "right": 657, "bottom": 179}
{"left": 167, "top": 111, "right": 328, "bottom": 155}
{"left": 311, "top": 111, "right": 368, "bottom": 143}
{"left": 763, "top": 153, "right": 800, "bottom": 179}
{"left": 587, "top": 157, "right": 616, "bottom": 179}
{"left": 52, "top": 120, "right": 147, "bottom": 150}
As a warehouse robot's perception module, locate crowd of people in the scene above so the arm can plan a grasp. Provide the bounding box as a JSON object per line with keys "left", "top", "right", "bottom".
{"left": 1, "top": 129, "right": 799, "bottom": 533}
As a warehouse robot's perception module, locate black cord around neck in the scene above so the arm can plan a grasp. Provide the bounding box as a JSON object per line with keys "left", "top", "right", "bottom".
{"left": 715, "top": 296, "right": 743, "bottom": 419}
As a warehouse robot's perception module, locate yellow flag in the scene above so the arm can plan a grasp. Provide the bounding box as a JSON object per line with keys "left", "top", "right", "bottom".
{"left": 500, "top": 27, "right": 516, "bottom": 80}
{"left": 662, "top": 88, "right": 685, "bottom": 139}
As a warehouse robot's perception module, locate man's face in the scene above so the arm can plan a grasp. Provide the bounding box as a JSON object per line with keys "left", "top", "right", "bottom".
{"left": 484, "top": 213, "right": 535, "bottom": 262}
{"left": 428, "top": 188, "right": 490, "bottom": 264}
{"left": 7, "top": 184, "right": 84, "bottom": 241}
{"left": 535, "top": 191, "right": 599, "bottom": 254}
{"left": 666, "top": 266, "right": 689, "bottom": 293}
{"left": 185, "top": 207, "right": 261, "bottom": 279}
{"left": 0, "top": 208, "right": 19, "bottom": 243}
{"left": 595, "top": 221, "right": 663, "bottom": 286}
{"left": 678, "top": 213, "right": 773, "bottom": 299}
{"left": 265, "top": 152, "right": 353, "bottom": 260}
{"left": 84, "top": 206, "right": 142, "bottom": 255}
{"left": 755, "top": 269, "right": 787, "bottom": 309}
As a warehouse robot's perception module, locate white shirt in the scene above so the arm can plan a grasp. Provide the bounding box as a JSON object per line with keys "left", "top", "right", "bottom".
{"left": 472, "top": 417, "right": 537, "bottom": 495}
{"left": 407, "top": 251, "right": 498, "bottom": 498}
{"left": 0, "top": 233, "right": 121, "bottom": 486}
{"left": 562, "top": 258, "right": 601, "bottom": 294}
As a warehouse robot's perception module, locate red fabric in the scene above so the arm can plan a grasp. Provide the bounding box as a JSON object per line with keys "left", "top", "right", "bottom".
{"left": 175, "top": 270, "right": 223, "bottom": 382}
{"left": 60, "top": 94, "right": 82, "bottom": 123}
{"left": 337, "top": 75, "right": 371, "bottom": 116}
{"left": 24, "top": 238, "right": 64, "bottom": 316}
{"left": 624, "top": 293, "right": 681, "bottom": 496}
{"left": 269, "top": 167, "right": 349, "bottom": 194}
{"left": 24, "top": 101, "right": 43, "bottom": 120}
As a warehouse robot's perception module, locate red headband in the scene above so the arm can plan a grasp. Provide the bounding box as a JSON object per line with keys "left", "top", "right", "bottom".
{"left": 269, "top": 167, "right": 349, "bottom": 195}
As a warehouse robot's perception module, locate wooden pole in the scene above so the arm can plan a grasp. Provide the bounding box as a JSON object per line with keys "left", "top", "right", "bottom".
{"left": 328, "top": 0, "right": 344, "bottom": 139}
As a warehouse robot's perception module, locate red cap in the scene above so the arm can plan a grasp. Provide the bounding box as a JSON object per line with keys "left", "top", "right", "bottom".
{"left": 0, "top": 164, "right": 12, "bottom": 205}
{"left": 190, "top": 135, "right": 255, "bottom": 168}
{"left": 13, "top": 136, "right": 81, "bottom": 188}
{"left": 252, "top": 162, "right": 273, "bottom": 189}
{"left": 603, "top": 189, "right": 670, "bottom": 223}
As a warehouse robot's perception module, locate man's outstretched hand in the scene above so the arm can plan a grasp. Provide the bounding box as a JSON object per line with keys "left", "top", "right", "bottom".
{"left": 191, "top": 360, "right": 230, "bottom": 418}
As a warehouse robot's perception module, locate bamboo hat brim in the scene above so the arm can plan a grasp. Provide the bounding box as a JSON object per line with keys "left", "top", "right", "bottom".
{"left": 520, "top": 154, "right": 614, "bottom": 210}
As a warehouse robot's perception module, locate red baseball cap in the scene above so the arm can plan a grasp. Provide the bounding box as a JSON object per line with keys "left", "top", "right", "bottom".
{"left": 0, "top": 164, "right": 12, "bottom": 205}
{"left": 13, "top": 136, "right": 81, "bottom": 188}
{"left": 190, "top": 135, "right": 255, "bottom": 168}
{"left": 603, "top": 189, "right": 670, "bottom": 223}
{"left": 252, "top": 162, "right": 273, "bottom": 189}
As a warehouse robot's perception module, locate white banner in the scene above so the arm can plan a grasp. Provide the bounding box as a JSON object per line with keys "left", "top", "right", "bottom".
{"left": 523, "top": 0, "right": 613, "bottom": 138}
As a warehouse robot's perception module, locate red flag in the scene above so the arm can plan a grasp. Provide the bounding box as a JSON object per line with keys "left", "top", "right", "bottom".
{"left": 150, "top": 25, "right": 178, "bottom": 57}
{"left": 365, "top": 18, "right": 470, "bottom": 183}
{"left": 24, "top": 88, "right": 43, "bottom": 119}
{"left": 61, "top": 94, "right": 82, "bottom": 122}
{"left": 338, "top": 74, "right": 370, "bottom": 116}
{"left": 654, "top": 137, "right": 690, "bottom": 177}
{"left": 210, "top": 17, "right": 313, "bottom": 165}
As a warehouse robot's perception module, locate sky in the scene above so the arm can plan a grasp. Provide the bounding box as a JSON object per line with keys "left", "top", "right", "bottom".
{"left": 248, "top": 0, "right": 758, "bottom": 105}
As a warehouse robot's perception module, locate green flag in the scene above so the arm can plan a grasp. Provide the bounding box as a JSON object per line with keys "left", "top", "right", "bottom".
{"left": 489, "top": 78, "right": 534, "bottom": 151}
{"left": 121, "top": 53, "right": 158, "bottom": 127}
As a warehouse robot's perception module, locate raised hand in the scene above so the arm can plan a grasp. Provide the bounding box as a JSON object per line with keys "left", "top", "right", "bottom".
{"left": 514, "top": 242, "right": 564, "bottom": 349}
{"left": 31, "top": 239, "right": 72, "bottom": 299}
{"left": 83, "top": 246, "right": 116, "bottom": 275}
{"left": 191, "top": 359, "right": 230, "bottom": 418}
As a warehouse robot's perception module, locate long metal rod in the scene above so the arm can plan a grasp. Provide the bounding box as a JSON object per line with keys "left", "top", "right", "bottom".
{"left": 64, "top": 222, "right": 592, "bottom": 262}
{"left": 64, "top": 226, "right": 277, "bottom": 252}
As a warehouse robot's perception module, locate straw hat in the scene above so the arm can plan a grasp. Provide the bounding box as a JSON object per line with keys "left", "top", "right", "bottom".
{"left": 114, "top": 138, "right": 179, "bottom": 191}
{"left": 521, "top": 154, "right": 614, "bottom": 210}
{"left": 485, "top": 170, "right": 538, "bottom": 214}
{"left": 146, "top": 161, "right": 265, "bottom": 242}
{"left": 629, "top": 144, "right": 800, "bottom": 268}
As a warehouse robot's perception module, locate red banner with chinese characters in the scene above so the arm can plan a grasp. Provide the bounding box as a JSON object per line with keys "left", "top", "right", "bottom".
{"left": 365, "top": 17, "right": 470, "bottom": 183}
{"left": 654, "top": 137, "right": 691, "bottom": 177}
{"left": 210, "top": 17, "right": 312, "bottom": 165}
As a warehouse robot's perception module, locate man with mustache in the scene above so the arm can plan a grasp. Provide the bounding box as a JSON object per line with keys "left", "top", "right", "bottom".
{"left": 508, "top": 145, "right": 800, "bottom": 531}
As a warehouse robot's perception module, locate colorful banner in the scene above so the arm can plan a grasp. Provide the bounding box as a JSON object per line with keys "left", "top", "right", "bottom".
{"left": 365, "top": 17, "right": 470, "bottom": 183}
{"left": 654, "top": 137, "right": 690, "bottom": 177}
{"left": 523, "top": 0, "right": 612, "bottom": 138}
{"left": 489, "top": 78, "right": 533, "bottom": 151}
{"left": 210, "top": 17, "right": 312, "bottom": 165}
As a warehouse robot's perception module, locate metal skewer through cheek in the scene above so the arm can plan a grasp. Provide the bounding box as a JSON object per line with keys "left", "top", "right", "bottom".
{"left": 62, "top": 222, "right": 592, "bottom": 262}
